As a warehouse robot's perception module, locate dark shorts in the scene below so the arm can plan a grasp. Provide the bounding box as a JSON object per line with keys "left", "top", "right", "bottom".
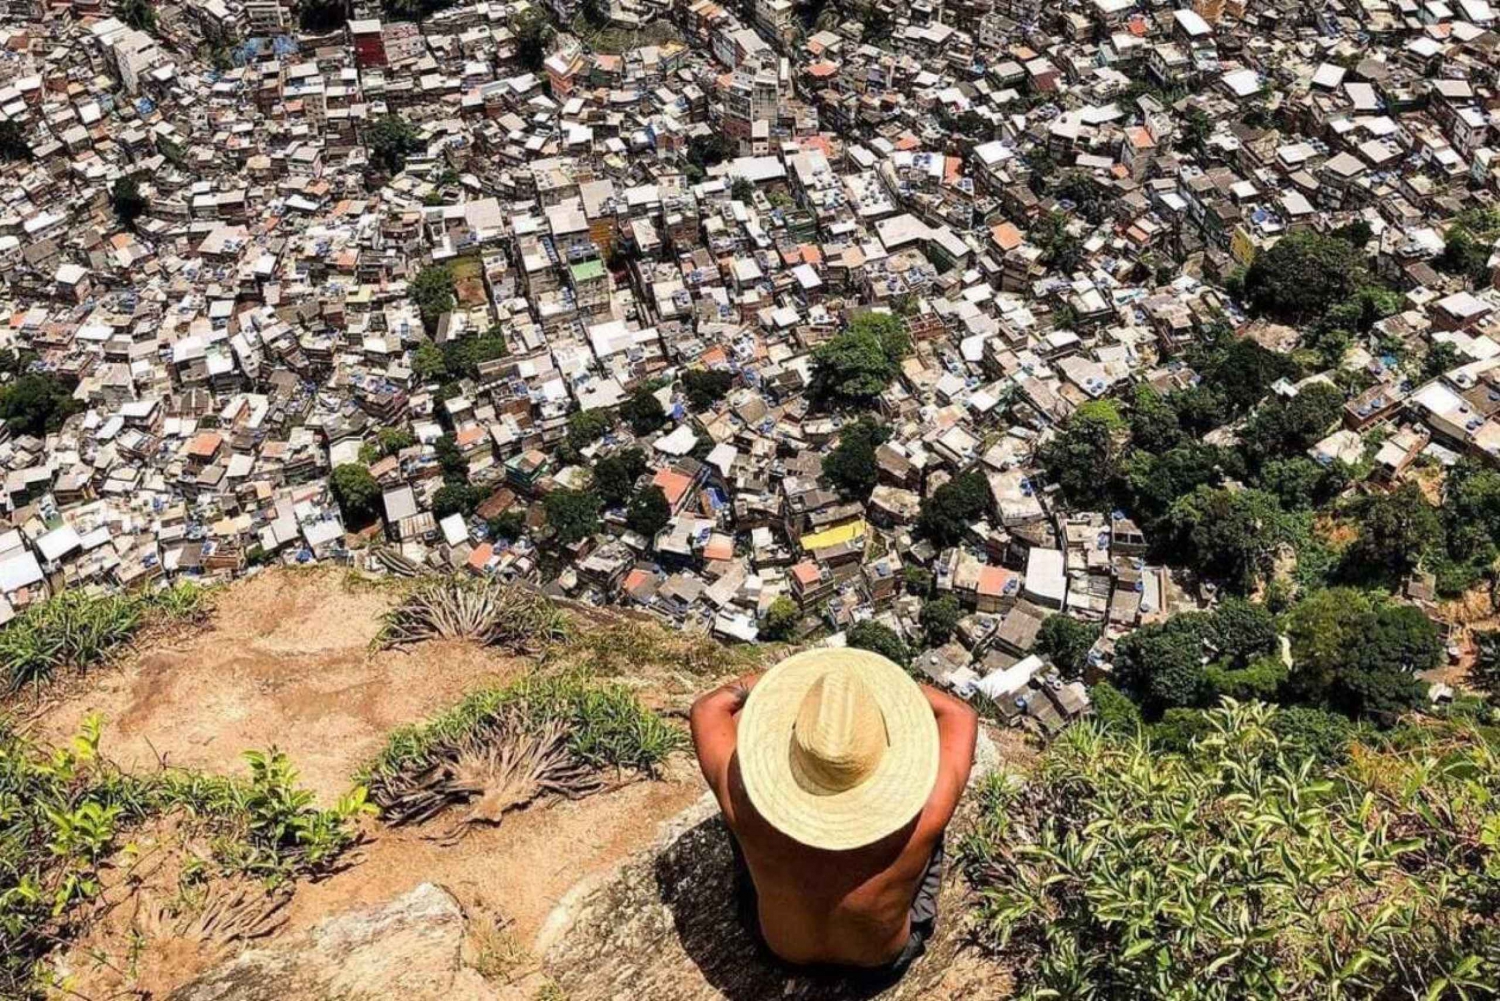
{"left": 730, "top": 835, "right": 945, "bottom": 983}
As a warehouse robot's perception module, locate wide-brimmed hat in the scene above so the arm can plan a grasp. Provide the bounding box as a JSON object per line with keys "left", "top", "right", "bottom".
{"left": 736, "top": 647, "right": 940, "bottom": 851}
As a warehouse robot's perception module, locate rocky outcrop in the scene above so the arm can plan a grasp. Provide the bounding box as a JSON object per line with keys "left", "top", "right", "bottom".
{"left": 168, "top": 883, "right": 500, "bottom": 1001}
{"left": 171, "top": 734, "right": 1010, "bottom": 1001}
{"left": 538, "top": 734, "right": 1009, "bottom": 1001}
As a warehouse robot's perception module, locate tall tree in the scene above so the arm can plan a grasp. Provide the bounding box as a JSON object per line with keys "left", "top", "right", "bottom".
{"left": 1242, "top": 231, "right": 1371, "bottom": 322}
{"left": 917, "top": 472, "right": 991, "bottom": 547}
{"left": 544, "top": 488, "right": 601, "bottom": 546}
{"left": 330, "top": 464, "right": 381, "bottom": 526}
{"left": 0, "top": 119, "right": 29, "bottom": 161}
{"left": 810, "top": 313, "right": 909, "bottom": 407}
{"left": 408, "top": 266, "right": 455, "bottom": 332}
{"left": 118, "top": 0, "right": 156, "bottom": 31}
{"left": 367, "top": 115, "right": 420, "bottom": 174}
{"left": 626, "top": 485, "right": 671, "bottom": 539}
{"left": 110, "top": 177, "right": 147, "bottom": 230}
{"left": 592, "top": 447, "right": 647, "bottom": 507}
{"left": 1038, "top": 400, "right": 1127, "bottom": 509}
{"left": 513, "top": 8, "right": 555, "bottom": 71}
{"left": 822, "top": 418, "right": 889, "bottom": 500}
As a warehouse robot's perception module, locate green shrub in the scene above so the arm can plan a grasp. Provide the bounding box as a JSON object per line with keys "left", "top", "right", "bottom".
{"left": 0, "top": 716, "right": 364, "bottom": 999}
{"left": 963, "top": 700, "right": 1499, "bottom": 1000}
{"left": 846, "top": 620, "right": 910, "bottom": 666}
{"left": 362, "top": 672, "right": 685, "bottom": 785}
{"left": 0, "top": 583, "right": 211, "bottom": 693}
{"left": 1088, "top": 680, "right": 1142, "bottom": 733}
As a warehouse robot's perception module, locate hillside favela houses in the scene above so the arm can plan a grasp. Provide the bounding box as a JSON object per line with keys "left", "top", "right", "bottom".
{"left": 2, "top": 0, "right": 1500, "bottom": 751}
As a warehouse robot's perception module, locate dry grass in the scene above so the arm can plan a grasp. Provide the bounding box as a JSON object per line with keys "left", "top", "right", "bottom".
{"left": 467, "top": 914, "right": 532, "bottom": 983}
{"left": 544, "top": 618, "right": 767, "bottom": 687}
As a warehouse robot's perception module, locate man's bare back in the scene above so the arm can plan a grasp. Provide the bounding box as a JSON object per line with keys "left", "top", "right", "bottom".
{"left": 691, "top": 672, "right": 978, "bottom": 969}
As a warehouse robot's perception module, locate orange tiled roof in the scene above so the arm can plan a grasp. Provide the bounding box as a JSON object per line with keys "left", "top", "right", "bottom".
{"left": 652, "top": 468, "right": 693, "bottom": 507}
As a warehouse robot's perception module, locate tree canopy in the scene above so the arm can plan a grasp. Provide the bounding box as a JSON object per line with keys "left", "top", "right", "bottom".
{"left": 1038, "top": 399, "right": 1127, "bottom": 508}
{"left": 543, "top": 488, "right": 601, "bottom": 546}
{"left": 566, "top": 409, "right": 613, "bottom": 452}
{"left": 592, "top": 447, "right": 647, "bottom": 508}
{"left": 821, "top": 418, "right": 889, "bottom": 500}
{"left": 626, "top": 485, "right": 671, "bottom": 539}
{"left": 512, "top": 8, "right": 554, "bottom": 70}
{"left": 299, "top": 0, "right": 347, "bottom": 31}
{"left": 118, "top": 0, "right": 156, "bottom": 30}
{"left": 846, "top": 620, "right": 910, "bottom": 666}
{"left": 1282, "top": 588, "right": 1437, "bottom": 719}
{"left": 110, "top": 177, "right": 147, "bottom": 230}
{"left": 1035, "top": 614, "right": 1098, "bottom": 679}
{"left": 680, "top": 369, "right": 734, "bottom": 411}
{"left": 367, "top": 115, "right": 420, "bottom": 175}
{"left": 810, "top": 313, "right": 909, "bottom": 407}
{"left": 1167, "top": 486, "right": 1288, "bottom": 593}
{"left": 917, "top": 472, "right": 991, "bottom": 547}
{"left": 0, "top": 372, "right": 83, "bottom": 438}
{"left": 0, "top": 119, "right": 29, "bottom": 161}
{"left": 408, "top": 266, "right": 456, "bottom": 332}
{"left": 1242, "top": 231, "right": 1371, "bottom": 322}
{"left": 919, "top": 596, "right": 961, "bottom": 648}
{"left": 1435, "top": 208, "right": 1500, "bottom": 286}
{"left": 330, "top": 464, "right": 381, "bottom": 526}
{"left": 762, "top": 596, "right": 800, "bottom": 641}
{"left": 620, "top": 386, "right": 667, "bottom": 436}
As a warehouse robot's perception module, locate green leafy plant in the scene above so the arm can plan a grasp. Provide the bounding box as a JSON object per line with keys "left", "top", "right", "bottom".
{"left": 0, "top": 583, "right": 210, "bottom": 693}
{"left": 202, "top": 750, "right": 371, "bottom": 884}
{"left": 963, "top": 700, "right": 1500, "bottom": 1000}
{"left": 360, "top": 674, "right": 685, "bottom": 840}
{"left": 0, "top": 714, "right": 364, "bottom": 998}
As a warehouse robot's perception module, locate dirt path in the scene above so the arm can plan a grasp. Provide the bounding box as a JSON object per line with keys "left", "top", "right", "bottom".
{"left": 29, "top": 570, "right": 522, "bottom": 802}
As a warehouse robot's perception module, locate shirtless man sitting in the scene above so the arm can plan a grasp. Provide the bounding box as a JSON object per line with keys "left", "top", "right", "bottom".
{"left": 690, "top": 648, "right": 978, "bottom": 976}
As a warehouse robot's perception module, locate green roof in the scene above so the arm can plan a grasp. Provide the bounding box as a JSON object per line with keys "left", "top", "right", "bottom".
{"left": 570, "top": 259, "right": 606, "bottom": 283}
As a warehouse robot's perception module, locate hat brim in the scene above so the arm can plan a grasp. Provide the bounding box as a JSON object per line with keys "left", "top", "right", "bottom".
{"left": 737, "top": 648, "right": 940, "bottom": 851}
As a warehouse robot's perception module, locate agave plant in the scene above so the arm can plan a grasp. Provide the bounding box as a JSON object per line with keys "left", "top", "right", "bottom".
{"left": 362, "top": 674, "right": 685, "bottom": 838}
{"left": 376, "top": 577, "right": 569, "bottom": 653}
{"left": 368, "top": 710, "right": 609, "bottom": 843}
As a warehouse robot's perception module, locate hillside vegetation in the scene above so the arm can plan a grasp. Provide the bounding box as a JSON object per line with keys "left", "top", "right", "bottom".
{"left": 963, "top": 700, "right": 1500, "bottom": 1000}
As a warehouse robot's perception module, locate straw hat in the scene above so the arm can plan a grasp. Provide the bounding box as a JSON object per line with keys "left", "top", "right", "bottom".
{"left": 737, "top": 648, "right": 940, "bottom": 851}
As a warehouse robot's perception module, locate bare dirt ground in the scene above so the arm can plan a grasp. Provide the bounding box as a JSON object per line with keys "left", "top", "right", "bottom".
{"left": 27, "top": 568, "right": 713, "bottom": 1000}
{"left": 29, "top": 569, "right": 521, "bottom": 802}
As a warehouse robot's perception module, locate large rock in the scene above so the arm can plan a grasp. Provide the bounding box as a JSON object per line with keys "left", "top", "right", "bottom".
{"left": 169, "top": 883, "right": 499, "bottom": 1001}
{"left": 538, "top": 734, "right": 1009, "bottom": 1001}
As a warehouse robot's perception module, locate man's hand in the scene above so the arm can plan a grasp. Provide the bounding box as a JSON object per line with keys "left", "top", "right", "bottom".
{"left": 724, "top": 672, "right": 760, "bottom": 712}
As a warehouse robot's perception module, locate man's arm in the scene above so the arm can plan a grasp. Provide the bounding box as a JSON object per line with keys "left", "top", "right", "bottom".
{"left": 689, "top": 673, "right": 762, "bottom": 816}
{"left": 916, "top": 684, "right": 978, "bottom": 832}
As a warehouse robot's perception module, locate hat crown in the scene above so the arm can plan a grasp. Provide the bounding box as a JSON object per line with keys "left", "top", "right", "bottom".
{"left": 791, "top": 670, "right": 887, "bottom": 794}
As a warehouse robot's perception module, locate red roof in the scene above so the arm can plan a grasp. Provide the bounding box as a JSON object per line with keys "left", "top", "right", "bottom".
{"left": 467, "top": 543, "right": 494, "bottom": 571}
{"left": 187, "top": 432, "right": 223, "bottom": 459}
{"left": 652, "top": 469, "right": 693, "bottom": 508}
{"left": 977, "top": 565, "right": 1011, "bottom": 597}
{"left": 990, "top": 222, "right": 1024, "bottom": 251}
